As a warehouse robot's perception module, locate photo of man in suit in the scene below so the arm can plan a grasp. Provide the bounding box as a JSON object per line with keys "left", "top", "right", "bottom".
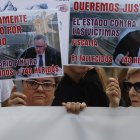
{"left": 16, "top": 34, "right": 62, "bottom": 78}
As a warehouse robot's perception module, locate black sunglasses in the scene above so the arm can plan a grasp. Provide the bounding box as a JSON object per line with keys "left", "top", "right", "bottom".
{"left": 123, "top": 81, "right": 140, "bottom": 93}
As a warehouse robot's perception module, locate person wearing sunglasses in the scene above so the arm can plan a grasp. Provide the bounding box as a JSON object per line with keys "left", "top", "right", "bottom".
{"left": 6, "top": 77, "right": 86, "bottom": 113}
{"left": 106, "top": 68, "right": 140, "bottom": 107}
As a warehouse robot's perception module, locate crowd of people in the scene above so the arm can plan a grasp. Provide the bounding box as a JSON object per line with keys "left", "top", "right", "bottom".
{"left": 1, "top": 65, "right": 140, "bottom": 115}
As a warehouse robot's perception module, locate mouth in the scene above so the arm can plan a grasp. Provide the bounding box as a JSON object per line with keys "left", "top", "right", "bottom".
{"left": 131, "top": 100, "right": 140, "bottom": 106}
{"left": 32, "top": 95, "right": 46, "bottom": 100}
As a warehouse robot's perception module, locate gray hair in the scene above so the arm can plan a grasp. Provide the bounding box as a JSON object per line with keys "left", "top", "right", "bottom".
{"left": 34, "top": 34, "right": 46, "bottom": 42}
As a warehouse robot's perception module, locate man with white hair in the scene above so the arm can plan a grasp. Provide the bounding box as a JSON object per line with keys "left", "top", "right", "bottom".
{"left": 16, "top": 34, "right": 62, "bottom": 77}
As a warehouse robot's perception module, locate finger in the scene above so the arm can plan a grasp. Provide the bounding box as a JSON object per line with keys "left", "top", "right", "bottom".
{"left": 10, "top": 92, "right": 27, "bottom": 100}
{"left": 69, "top": 102, "right": 76, "bottom": 113}
{"left": 107, "top": 89, "right": 121, "bottom": 99}
{"left": 107, "top": 86, "right": 120, "bottom": 93}
{"left": 64, "top": 102, "right": 71, "bottom": 112}
{"left": 75, "top": 102, "right": 81, "bottom": 114}
{"left": 108, "top": 78, "right": 119, "bottom": 84}
{"left": 110, "top": 82, "right": 120, "bottom": 88}
{"left": 9, "top": 97, "right": 26, "bottom": 106}
{"left": 106, "top": 82, "right": 120, "bottom": 91}
{"left": 62, "top": 102, "right": 66, "bottom": 106}
{"left": 80, "top": 102, "right": 87, "bottom": 110}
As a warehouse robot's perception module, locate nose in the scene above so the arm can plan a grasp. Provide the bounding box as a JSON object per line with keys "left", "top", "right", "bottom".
{"left": 36, "top": 47, "right": 40, "bottom": 51}
{"left": 129, "top": 86, "right": 137, "bottom": 96}
{"left": 37, "top": 84, "right": 44, "bottom": 91}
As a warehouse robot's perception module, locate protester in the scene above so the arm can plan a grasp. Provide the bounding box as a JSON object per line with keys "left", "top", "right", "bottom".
{"left": 6, "top": 77, "right": 86, "bottom": 113}
{"left": 106, "top": 68, "right": 140, "bottom": 107}
{"left": 52, "top": 65, "right": 109, "bottom": 107}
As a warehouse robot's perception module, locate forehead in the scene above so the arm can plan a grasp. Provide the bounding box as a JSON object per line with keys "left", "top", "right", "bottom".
{"left": 34, "top": 39, "right": 45, "bottom": 44}
{"left": 31, "top": 77, "right": 55, "bottom": 82}
{"left": 128, "top": 71, "right": 140, "bottom": 83}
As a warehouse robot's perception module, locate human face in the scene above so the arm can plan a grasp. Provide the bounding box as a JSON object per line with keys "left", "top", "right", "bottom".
{"left": 35, "top": 39, "right": 46, "bottom": 55}
{"left": 23, "top": 77, "right": 55, "bottom": 106}
{"left": 128, "top": 72, "right": 140, "bottom": 107}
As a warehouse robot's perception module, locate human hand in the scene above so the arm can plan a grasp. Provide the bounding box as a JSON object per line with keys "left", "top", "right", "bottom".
{"left": 7, "top": 85, "right": 27, "bottom": 106}
{"left": 120, "top": 51, "right": 131, "bottom": 66}
{"left": 106, "top": 78, "right": 121, "bottom": 107}
{"left": 62, "top": 102, "right": 87, "bottom": 114}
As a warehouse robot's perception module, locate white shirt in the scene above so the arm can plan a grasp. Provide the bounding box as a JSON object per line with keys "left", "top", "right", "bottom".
{"left": 0, "top": 79, "right": 14, "bottom": 106}
{"left": 36, "top": 53, "right": 45, "bottom": 67}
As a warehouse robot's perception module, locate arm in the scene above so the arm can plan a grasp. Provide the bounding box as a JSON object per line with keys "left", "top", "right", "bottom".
{"left": 106, "top": 78, "right": 121, "bottom": 107}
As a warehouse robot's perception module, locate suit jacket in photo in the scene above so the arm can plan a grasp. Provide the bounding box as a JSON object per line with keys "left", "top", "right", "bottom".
{"left": 16, "top": 46, "right": 62, "bottom": 71}
{"left": 113, "top": 30, "right": 140, "bottom": 66}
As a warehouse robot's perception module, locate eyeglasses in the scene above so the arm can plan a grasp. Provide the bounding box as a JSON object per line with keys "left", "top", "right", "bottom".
{"left": 123, "top": 81, "right": 140, "bottom": 93}
{"left": 25, "top": 80, "right": 56, "bottom": 91}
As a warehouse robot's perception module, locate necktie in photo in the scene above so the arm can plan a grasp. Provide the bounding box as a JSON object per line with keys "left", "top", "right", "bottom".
{"left": 39, "top": 55, "right": 43, "bottom": 66}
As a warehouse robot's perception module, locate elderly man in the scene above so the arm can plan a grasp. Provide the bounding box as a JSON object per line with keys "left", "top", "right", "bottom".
{"left": 16, "top": 34, "right": 62, "bottom": 77}
{"left": 6, "top": 77, "right": 86, "bottom": 113}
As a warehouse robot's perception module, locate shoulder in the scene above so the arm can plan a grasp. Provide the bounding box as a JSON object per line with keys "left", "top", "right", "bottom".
{"left": 46, "top": 46, "right": 60, "bottom": 54}
{"left": 19, "top": 47, "right": 36, "bottom": 57}
{"left": 24, "top": 47, "right": 35, "bottom": 52}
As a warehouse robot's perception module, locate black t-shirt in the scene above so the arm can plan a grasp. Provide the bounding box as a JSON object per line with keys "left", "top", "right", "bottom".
{"left": 52, "top": 69, "right": 109, "bottom": 107}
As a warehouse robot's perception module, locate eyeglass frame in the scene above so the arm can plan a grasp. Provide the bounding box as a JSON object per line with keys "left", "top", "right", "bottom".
{"left": 24, "top": 79, "right": 56, "bottom": 91}
{"left": 123, "top": 81, "right": 140, "bottom": 93}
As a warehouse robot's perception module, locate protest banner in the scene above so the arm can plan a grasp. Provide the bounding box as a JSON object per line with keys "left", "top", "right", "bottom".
{"left": 0, "top": 107, "right": 139, "bottom": 140}
{"left": 0, "top": 0, "right": 69, "bottom": 79}
{"left": 69, "top": 0, "right": 140, "bottom": 67}
{"left": 0, "top": 0, "right": 69, "bottom": 66}
{"left": 0, "top": 9, "right": 62, "bottom": 79}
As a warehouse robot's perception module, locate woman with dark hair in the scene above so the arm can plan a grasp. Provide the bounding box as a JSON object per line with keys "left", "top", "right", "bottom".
{"left": 52, "top": 65, "right": 109, "bottom": 107}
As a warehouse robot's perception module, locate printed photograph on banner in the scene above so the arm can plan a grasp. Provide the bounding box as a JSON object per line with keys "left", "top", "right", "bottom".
{"left": 0, "top": 0, "right": 69, "bottom": 65}
{"left": 69, "top": 0, "right": 140, "bottom": 67}
{"left": 0, "top": 10, "right": 62, "bottom": 79}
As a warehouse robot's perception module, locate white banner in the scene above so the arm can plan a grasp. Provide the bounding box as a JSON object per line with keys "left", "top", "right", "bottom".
{"left": 0, "top": 107, "right": 139, "bottom": 140}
